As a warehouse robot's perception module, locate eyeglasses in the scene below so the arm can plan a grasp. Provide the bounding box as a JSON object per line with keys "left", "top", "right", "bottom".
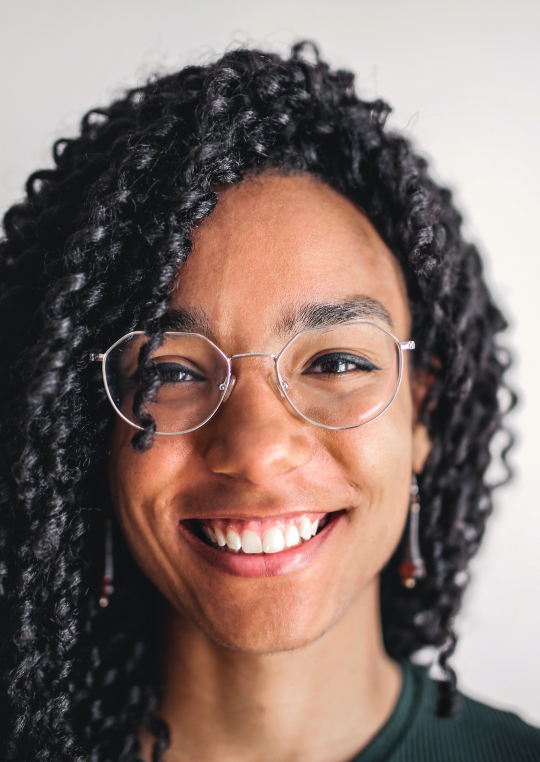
{"left": 91, "top": 322, "right": 414, "bottom": 435}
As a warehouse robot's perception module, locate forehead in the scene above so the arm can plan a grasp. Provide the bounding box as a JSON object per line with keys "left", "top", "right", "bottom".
{"left": 170, "top": 173, "right": 409, "bottom": 348}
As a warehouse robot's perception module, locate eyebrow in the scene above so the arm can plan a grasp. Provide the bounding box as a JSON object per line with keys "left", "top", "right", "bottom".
{"left": 160, "top": 307, "right": 214, "bottom": 336}
{"left": 277, "top": 297, "right": 394, "bottom": 334}
{"left": 159, "top": 295, "right": 393, "bottom": 339}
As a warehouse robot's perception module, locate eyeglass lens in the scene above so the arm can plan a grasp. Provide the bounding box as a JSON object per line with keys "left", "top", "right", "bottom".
{"left": 104, "top": 323, "right": 401, "bottom": 434}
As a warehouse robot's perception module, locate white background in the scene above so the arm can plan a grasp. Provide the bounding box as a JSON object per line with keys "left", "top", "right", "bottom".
{"left": 1, "top": 0, "right": 539, "bottom": 725}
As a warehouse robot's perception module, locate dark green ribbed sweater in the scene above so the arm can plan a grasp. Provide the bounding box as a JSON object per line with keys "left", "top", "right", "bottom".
{"left": 136, "top": 661, "right": 540, "bottom": 761}
{"left": 353, "top": 661, "right": 540, "bottom": 761}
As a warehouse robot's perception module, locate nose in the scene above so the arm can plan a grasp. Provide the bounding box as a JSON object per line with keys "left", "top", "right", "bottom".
{"left": 203, "top": 361, "right": 311, "bottom": 484}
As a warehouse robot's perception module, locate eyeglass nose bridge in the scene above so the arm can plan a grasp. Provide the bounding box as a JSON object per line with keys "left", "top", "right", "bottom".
{"left": 229, "top": 352, "right": 277, "bottom": 360}
{"left": 217, "top": 352, "right": 287, "bottom": 396}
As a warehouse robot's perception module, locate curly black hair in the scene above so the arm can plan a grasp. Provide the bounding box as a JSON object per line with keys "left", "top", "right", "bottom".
{"left": 0, "top": 42, "right": 514, "bottom": 761}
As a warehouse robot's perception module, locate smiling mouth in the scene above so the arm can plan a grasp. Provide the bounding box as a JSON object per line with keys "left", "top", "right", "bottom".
{"left": 186, "top": 513, "right": 331, "bottom": 555}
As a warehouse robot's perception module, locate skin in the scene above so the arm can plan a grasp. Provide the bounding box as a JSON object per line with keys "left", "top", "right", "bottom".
{"left": 109, "top": 172, "right": 431, "bottom": 762}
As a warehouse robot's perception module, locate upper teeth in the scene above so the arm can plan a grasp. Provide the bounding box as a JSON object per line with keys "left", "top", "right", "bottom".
{"left": 226, "top": 528, "right": 242, "bottom": 551}
{"left": 299, "top": 517, "right": 312, "bottom": 540}
{"left": 262, "top": 527, "right": 285, "bottom": 554}
{"left": 215, "top": 527, "right": 227, "bottom": 547}
{"left": 284, "top": 525, "right": 300, "bottom": 548}
{"left": 200, "top": 517, "right": 324, "bottom": 555}
{"left": 242, "top": 530, "right": 262, "bottom": 554}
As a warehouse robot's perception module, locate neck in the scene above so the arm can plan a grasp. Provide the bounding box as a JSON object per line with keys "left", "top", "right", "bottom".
{"left": 141, "top": 578, "right": 400, "bottom": 762}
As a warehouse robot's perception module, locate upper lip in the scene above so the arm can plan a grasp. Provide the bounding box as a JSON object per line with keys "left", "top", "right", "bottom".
{"left": 181, "top": 508, "right": 343, "bottom": 522}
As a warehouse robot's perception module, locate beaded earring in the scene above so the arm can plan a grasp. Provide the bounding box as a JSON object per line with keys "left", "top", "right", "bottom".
{"left": 99, "top": 519, "right": 114, "bottom": 607}
{"left": 399, "top": 475, "right": 426, "bottom": 588}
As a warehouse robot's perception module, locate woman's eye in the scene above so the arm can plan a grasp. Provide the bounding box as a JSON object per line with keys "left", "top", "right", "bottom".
{"left": 156, "top": 362, "right": 204, "bottom": 383}
{"left": 304, "top": 353, "right": 380, "bottom": 375}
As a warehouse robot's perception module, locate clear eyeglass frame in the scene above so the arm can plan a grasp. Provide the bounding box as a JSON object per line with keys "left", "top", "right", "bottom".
{"left": 90, "top": 321, "right": 415, "bottom": 435}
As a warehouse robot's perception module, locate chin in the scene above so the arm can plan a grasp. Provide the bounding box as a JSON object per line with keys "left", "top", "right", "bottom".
{"left": 172, "top": 580, "right": 356, "bottom": 655}
{"left": 197, "top": 618, "right": 327, "bottom": 655}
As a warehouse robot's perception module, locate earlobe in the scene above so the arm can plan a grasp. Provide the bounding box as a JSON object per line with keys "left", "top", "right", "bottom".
{"left": 412, "top": 422, "right": 431, "bottom": 474}
{"left": 411, "top": 367, "right": 434, "bottom": 474}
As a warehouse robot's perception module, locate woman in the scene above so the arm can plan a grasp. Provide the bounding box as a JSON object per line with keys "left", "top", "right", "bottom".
{"left": 1, "top": 42, "right": 538, "bottom": 762}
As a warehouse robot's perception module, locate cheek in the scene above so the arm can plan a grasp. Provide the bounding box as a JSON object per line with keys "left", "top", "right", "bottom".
{"left": 329, "top": 392, "right": 414, "bottom": 575}
{"left": 108, "top": 420, "right": 195, "bottom": 502}
{"left": 107, "top": 421, "right": 198, "bottom": 597}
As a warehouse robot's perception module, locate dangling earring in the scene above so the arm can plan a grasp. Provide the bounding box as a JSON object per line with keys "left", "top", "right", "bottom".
{"left": 99, "top": 519, "right": 114, "bottom": 607}
{"left": 399, "top": 475, "right": 426, "bottom": 588}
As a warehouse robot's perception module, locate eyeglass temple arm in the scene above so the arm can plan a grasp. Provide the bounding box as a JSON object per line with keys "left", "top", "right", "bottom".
{"left": 90, "top": 353, "right": 104, "bottom": 362}
{"left": 400, "top": 341, "right": 415, "bottom": 351}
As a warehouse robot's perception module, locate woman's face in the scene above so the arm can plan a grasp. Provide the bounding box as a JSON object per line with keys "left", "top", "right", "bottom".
{"left": 108, "top": 173, "right": 430, "bottom": 652}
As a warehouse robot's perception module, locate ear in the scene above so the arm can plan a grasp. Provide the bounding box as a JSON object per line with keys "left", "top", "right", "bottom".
{"left": 411, "top": 367, "right": 433, "bottom": 475}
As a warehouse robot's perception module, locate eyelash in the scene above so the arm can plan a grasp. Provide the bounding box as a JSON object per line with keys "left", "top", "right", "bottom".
{"left": 155, "top": 362, "right": 205, "bottom": 383}
{"left": 304, "top": 352, "right": 381, "bottom": 374}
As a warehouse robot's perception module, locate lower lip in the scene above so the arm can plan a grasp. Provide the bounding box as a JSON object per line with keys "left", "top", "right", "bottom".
{"left": 179, "top": 512, "right": 345, "bottom": 578}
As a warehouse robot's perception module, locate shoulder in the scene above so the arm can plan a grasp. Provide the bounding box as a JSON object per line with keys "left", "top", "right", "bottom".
{"left": 406, "top": 665, "right": 540, "bottom": 762}
{"left": 456, "top": 692, "right": 540, "bottom": 757}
